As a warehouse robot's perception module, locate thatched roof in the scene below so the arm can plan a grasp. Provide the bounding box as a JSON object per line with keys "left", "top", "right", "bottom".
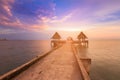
{"left": 51, "top": 32, "right": 61, "bottom": 39}
{"left": 77, "top": 32, "right": 87, "bottom": 39}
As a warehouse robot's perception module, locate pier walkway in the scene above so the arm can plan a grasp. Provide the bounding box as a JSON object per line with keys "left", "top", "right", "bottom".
{"left": 12, "top": 42, "right": 83, "bottom": 80}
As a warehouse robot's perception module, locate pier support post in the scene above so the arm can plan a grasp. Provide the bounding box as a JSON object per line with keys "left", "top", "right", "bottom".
{"left": 80, "top": 58, "right": 91, "bottom": 74}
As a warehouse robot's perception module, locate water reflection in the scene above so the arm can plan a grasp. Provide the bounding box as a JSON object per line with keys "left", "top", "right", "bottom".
{"left": 76, "top": 45, "right": 88, "bottom": 58}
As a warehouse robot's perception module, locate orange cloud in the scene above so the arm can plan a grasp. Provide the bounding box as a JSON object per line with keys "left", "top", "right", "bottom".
{"left": 28, "top": 24, "right": 50, "bottom": 32}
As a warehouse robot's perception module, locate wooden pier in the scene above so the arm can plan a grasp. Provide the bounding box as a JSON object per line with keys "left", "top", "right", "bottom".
{"left": 0, "top": 32, "right": 91, "bottom": 80}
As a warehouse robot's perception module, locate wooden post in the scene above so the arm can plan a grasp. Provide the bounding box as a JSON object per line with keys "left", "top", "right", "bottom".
{"left": 80, "top": 58, "right": 91, "bottom": 74}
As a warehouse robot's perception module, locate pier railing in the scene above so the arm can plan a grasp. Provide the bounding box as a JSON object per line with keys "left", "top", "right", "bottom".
{"left": 72, "top": 45, "right": 91, "bottom": 80}
{"left": 0, "top": 40, "right": 91, "bottom": 80}
{"left": 0, "top": 46, "right": 60, "bottom": 80}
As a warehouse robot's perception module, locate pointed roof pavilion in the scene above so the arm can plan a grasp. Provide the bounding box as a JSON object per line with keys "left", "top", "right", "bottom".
{"left": 51, "top": 32, "right": 61, "bottom": 39}
{"left": 77, "top": 32, "right": 87, "bottom": 39}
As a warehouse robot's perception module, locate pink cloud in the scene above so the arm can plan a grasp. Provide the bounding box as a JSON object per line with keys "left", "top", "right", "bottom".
{"left": 0, "top": 0, "right": 21, "bottom": 28}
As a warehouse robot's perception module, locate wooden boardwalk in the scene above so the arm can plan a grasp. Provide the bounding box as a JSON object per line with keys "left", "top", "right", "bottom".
{"left": 12, "top": 42, "right": 83, "bottom": 80}
{"left": 0, "top": 32, "right": 91, "bottom": 80}
{"left": 0, "top": 40, "right": 91, "bottom": 80}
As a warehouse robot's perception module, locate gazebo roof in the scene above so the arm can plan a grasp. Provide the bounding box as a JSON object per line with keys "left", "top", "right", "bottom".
{"left": 77, "top": 32, "right": 87, "bottom": 39}
{"left": 51, "top": 32, "right": 61, "bottom": 39}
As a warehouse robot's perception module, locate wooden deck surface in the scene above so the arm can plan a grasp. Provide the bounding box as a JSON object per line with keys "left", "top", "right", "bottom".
{"left": 12, "top": 42, "right": 83, "bottom": 80}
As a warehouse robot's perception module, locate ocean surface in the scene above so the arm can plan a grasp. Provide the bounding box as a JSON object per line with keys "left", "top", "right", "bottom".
{"left": 0, "top": 40, "right": 51, "bottom": 75}
{"left": 0, "top": 40, "right": 120, "bottom": 80}
{"left": 78, "top": 40, "right": 120, "bottom": 80}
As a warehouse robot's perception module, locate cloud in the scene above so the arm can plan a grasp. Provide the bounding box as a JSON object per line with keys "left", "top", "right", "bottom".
{"left": 0, "top": 0, "right": 57, "bottom": 33}
{"left": 0, "top": 0, "right": 13, "bottom": 21}
{"left": 69, "top": 0, "right": 120, "bottom": 25}
{"left": 93, "top": 0, "right": 120, "bottom": 16}
{"left": 0, "top": 0, "right": 14, "bottom": 16}
{"left": 50, "top": 13, "right": 73, "bottom": 23}
{"left": 34, "top": 12, "right": 73, "bottom": 31}
{"left": 0, "top": 0, "right": 120, "bottom": 40}
{"left": 28, "top": 24, "right": 50, "bottom": 32}
{"left": 12, "top": 0, "right": 55, "bottom": 23}
{"left": 91, "top": 0, "right": 120, "bottom": 22}
{"left": 38, "top": 0, "right": 120, "bottom": 32}
{"left": 0, "top": 0, "right": 24, "bottom": 28}
{"left": 34, "top": 12, "right": 74, "bottom": 31}
{"left": 0, "top": 28, "right": 14, "bottom": 34}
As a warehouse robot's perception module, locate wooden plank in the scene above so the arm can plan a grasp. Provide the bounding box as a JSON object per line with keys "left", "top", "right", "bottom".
{"left": 72, "top": 46, "right": 91, "bottom": 80}
{"left": 0, "top": 42, "right": 91, "bottom": 80}
{"left": 11, "top": 43, "right": 83, "bottom": 80}
{"left": 0, "top": 47, "right": 59, "bottom": 80}
{"left": 80, "top": 58, "right": 91, "bottom": 73}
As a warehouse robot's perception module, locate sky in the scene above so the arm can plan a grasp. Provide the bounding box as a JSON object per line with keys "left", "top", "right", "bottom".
{"left": 0, "top": 0, "right": 120, "bottom": 40}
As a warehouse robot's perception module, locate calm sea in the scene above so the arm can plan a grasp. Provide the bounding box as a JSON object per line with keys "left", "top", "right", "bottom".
{"left": 0, "top": 40, "right": 51, "bottom": 75}
{"left": 0, "top": 40, "right": 120, "bottom": 80}
{"left": 78, "top": 40, "right": 120, "bottom": 80}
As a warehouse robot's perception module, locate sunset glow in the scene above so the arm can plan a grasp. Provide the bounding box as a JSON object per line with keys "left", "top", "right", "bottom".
{"left": 0, "top": 0, "right": 120, "bottom": 40}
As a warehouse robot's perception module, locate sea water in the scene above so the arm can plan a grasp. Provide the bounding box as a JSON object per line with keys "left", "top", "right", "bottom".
{"left": 0, "top": 40, "right": 51, "bottom": 75}
{"left": 0, "top": 40, "right": 120, "bottom": 80}
{"left": 78, "top": 40, "right": 120, "bottom": 80}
